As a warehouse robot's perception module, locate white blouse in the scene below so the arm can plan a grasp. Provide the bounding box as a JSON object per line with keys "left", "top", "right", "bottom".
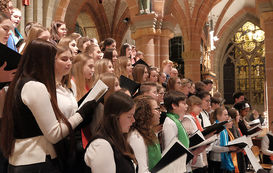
{"left": 84, "top": 139, "right": 116, "bottom": 173}
{"left": 56, "top": 85, "right": 78, "bottom": 118}
{"left": 128, "top": 130, "right": 150, "bottom": 173}
{"left": 9, "top": 81, "right": 83, "bottom": 166}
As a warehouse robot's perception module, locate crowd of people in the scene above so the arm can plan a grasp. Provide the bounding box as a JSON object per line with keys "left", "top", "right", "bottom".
{"left": 0, "top": 1, "right": 271, "bottom": 173}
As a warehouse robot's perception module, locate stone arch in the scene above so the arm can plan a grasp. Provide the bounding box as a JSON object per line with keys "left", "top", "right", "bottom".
{"left": 213, "top": 10, "right": 259, "bottom": 94}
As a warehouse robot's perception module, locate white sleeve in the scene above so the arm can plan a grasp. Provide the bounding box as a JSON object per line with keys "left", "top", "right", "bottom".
{"left": 261, "top": 135, "right": 273, "bottom": 156}
{"left": 211, "top": 136, "right": 229, "bottom": 153}
{"left": 85, "top": 139, "right": 116, "bottom": 173}
{"left": 162, "top": 118, "right": 178, "bottom": 150}
{"left": 128, "top": 132, "right": 150, "bottom": 173}
{"left": 21, "top": 81, "right": 83, "bottom": 144}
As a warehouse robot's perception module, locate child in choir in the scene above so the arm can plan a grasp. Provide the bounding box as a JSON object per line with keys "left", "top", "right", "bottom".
{"left": 234, "top": 101, "right": 251, "bottom": 136}
{"left": 101, "top": 37, "right": 116, "bottom": 52}
{"left": 209, "top": 107, "right": 240, "bottom": 173}
{"left": 120, "top": 43, "right": 132, "bottom": 58}
{"left": 148, "top": 67, "right": 159, "bottom": 83}
{"left": 50, "top": 20, "right": 67, "bottom": 44}
{"left": 228, "top": 108, "right": 246, "bottom": 173}
{"left": 132, "top": 64, "right": 149, "bottom": 83}
{"left": 71, "top": 53, "right": 94, "bottom": 100}
{"left": 182, "top": 96, "right": 208, "bottom": 173}
{"left": 85, "top": 91, "right": 137, "bottom": 173}
{"left": 115, "top": 56, "right": 133, "bottom": 79}
{"left": 196, "top": 91, "right": 211, "bottom": 128}
{"left": 103, "top": 48, "right": 118, "bottom": 63}
{"left": 93, "top": 58, "right": 114, "bottom": 82}
{"left": 77, "top": 37, "right": 91, "bottom": 53}
{"left": 81, "top": 72, "right": 121, "bottom": 148}
{"left": 162, "top": 91, "right": 189, "bottom": 173}
{"left": 84, "top": 43, "right": 102, "bottom": 62}
{"left": 166, "top": 77, "right": 182, "bottom": 92}
{"left": 0, "top": 39, "right": 96, "bottom": 172}
{"left": 139, "top": 82, "right": 158, "bottom": 99}
{"left": 58, "top": 36, "right": 79, "bottom": 57}
{"left": 128, "top": 95, "right": 161, "bottom": 173}
{"left": 21, "top": 25, "right": 51, "bottom": 53}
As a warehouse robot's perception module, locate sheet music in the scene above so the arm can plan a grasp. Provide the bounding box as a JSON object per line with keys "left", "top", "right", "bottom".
{"left": 78, "top": 80, "right": 108, "bottom": 109}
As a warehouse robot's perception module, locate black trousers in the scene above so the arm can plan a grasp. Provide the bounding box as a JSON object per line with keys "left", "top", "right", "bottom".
{"left": 192, "top": 166, "right": 208, "bottom": 173}
{"left": 8, "top": 156, "right": 60, "bottom": 173}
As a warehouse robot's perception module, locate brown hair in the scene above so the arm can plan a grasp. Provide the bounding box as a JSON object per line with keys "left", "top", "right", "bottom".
{"left": 0, "top": 39, "right": 74, "bottom": 158}
{"left": 98, "top": 91, "right": 136, "bottom": 163}
{"left": 77, "top": 37, "right": 90, "bottom": 52}
{"left": 166, "top": 77, "right": 180, "bottom": 91}
{"left": 212, "top": 107, "right": 226, "bottom": 123}
{"left": 186, "top": 95, "right": 202, "bottom": 113}
{"left": 50, "top": 20, "right": 66, "bottom": 43}
{"left": 131, "top": 95, "right": 158, "bottom": 145}
{"left": 132, "top": 64, "right": 147, "bottom": 83}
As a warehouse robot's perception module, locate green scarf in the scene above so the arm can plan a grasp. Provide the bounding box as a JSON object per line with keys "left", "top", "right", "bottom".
{"left": 148, "top": 141, "right": 161, "bottom": 170}
{"left": 167, "top": 113, "right": 189, "bottom": 148}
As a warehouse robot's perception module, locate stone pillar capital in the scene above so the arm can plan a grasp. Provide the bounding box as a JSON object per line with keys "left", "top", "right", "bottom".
{"left": 131, "top": 27, "right": 156, "bottom": 40}
{"left": 162, "top": 14, "right": 177, "bottom": 32}
{"left": 260, "top": 11, "right": 273, "bottom": 29}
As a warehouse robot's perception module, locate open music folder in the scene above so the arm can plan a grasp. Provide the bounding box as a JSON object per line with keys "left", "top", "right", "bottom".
{"left": 150, "top": 137, "right": 193, "bottom": 173}
{"left": 78, "top": 80, "right": 108, "bottom": 108}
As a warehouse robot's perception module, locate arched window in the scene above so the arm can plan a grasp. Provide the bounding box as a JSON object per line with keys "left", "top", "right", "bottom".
{"left": 223, "top": 21, "right": 265, "bottom": 105}
{"left": 76, "top": 12, "right": 99, "bottom": 40}
{"left": 169, "top": 36, "right": 184, "bottom": 76}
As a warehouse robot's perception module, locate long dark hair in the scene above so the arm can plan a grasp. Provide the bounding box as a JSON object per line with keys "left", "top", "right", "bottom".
{"left": 0, "top": 39, "right": 74, "bottom": 158}
{"left": 98, "top": 91, "right": 136, "bottom": 163}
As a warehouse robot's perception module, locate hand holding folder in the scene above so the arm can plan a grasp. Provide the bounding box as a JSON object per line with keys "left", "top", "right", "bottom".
{"left": 78, "top": 80, "right": 108, "bottom": 108}
{"left": 0, "top": 43, "right": 21, "bottom": 86}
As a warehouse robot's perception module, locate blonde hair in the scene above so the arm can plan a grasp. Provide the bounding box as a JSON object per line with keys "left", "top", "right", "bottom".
{"left": 94, "top": 58, "right": 112, "bottom": 84}
{"left": 93, "top": 72, "right": 118, "bottom": 102}
{"left": 58, "top": 36, "right": 74, "bottom": 48}
{"left": 162, "top": 59, "right": 173, "bottom": 67}
{"left": 72, "top": 53, "right": 93, "bottom": 100}
{"left": 115, "top": 56, "right": 132, "bottom": 79}
{"left": 21, "top": 25, "right": 48, "bottom": 53}
{"left": 84, "top": 43, "right": 99, "bottom": 57}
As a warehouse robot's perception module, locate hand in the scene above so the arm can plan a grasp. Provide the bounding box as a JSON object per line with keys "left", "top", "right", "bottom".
{"left": 205, "top": 130, "right": 216, "bottom": 139}
{"left": 191, "top": 145, "right": 207, "bottom": 155}
{"left": 77, "top": 100, "right": 98, "bottom": 121}
{"left": 229, "top": 146, "right": 239, "bottom": 152}
{"left": 0, "top": 62, "right": 17, "bottom": 82}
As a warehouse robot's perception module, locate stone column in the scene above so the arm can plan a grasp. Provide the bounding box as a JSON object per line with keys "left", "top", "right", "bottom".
{"left": 182, "top": 51, "right": 201, "bottom": 81}
{"left": 159, "top": 29, "right": 174, "bottom": 68}
{"left": 260, "top": 11, "right": 273, "bottom": 126}
{"left": 25, "top": 0, "right": 33, "bottom": 24}
{"left": 132, "top": 27, "right": 156, "bottom": 66}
